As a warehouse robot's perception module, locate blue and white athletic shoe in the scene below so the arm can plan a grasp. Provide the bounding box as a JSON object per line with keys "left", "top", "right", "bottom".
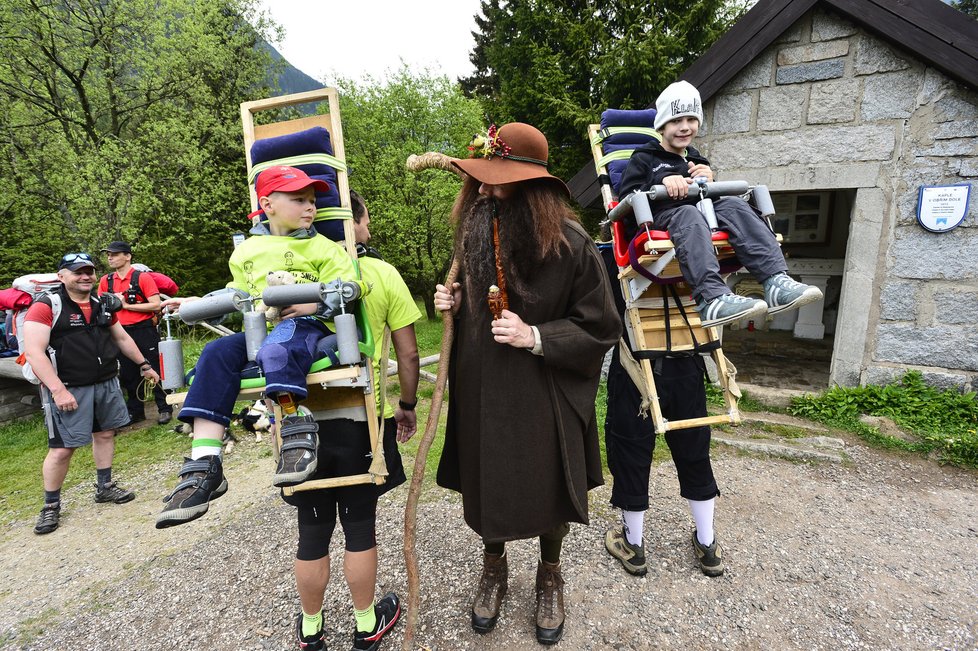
{"left": 696, "top": 293, "right": 767, "bottom": 328}
{"left": 763, "top": 272, "right": 823, "bottom": 316}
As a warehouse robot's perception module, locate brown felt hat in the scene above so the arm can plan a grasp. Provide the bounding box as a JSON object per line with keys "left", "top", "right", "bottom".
{"left": 452, "top": 123, "right": 569, "bottom": 196}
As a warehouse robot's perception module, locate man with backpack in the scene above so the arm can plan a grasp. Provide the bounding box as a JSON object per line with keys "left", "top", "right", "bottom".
{"left": 98, "top": 241, "right": 170, "bottom": 425}
{"left": 23, "top": 252, "right": 160, "bottom": 535}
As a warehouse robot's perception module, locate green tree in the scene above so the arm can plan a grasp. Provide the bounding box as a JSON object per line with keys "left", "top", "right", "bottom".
{"left": 461, "top": 0, "right": 750, "bottom": 180}
{"left": 336, "top": 67, "right": 484, "bottom": 319}
{"left": 952, "top": 0, "right": 978, "bottom": 18}
{"left": 0, "top": 0, "right": 280, "bottom": 294}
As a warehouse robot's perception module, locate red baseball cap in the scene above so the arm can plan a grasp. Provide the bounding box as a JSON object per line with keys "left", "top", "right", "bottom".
{"left": 255, "top": 165, "right": 329, "bottom": 199}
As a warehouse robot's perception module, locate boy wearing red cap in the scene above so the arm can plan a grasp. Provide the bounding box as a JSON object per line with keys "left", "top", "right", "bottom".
{"left": 156, "top": 166, "right": 366, "bottom": 529}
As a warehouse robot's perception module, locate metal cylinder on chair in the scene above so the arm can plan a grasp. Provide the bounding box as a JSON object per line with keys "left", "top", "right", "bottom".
{"left": 698, "top": 198, "right": 720, "bottom": 230}
{"left": 752, "top": 184, "right": 776, "bottom": 219}
{"left": 632, "top": 192, "right": 655, "bottom": 228}
{"left": 159, "top": 338, "right": 186, "bottom": 390}
{"left": 262, "top": 282, "right": 325, "bottom": 306}
{"left": 243, "top": 310, "right": 267, "bottom": 362}
{"left": 178, "top": 291, "right": 248, "bottom": 324}
{"left": 334, "top": 312, "right": 360, "bottom": 365}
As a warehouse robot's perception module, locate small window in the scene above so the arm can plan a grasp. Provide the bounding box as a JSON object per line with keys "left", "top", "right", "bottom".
{"left": 771, "top": 192, "right": 830, "bottom": 244}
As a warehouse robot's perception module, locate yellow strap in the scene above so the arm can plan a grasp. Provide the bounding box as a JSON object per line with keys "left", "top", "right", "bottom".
{"left": 249, "top": 153, "right": 348, "bottom": 183}
{"left": 596, "top": 149, "right": 638, "bottom": 169}
{"left": 590, "top": 126, "right": 660, "bottom": 146}
{"left": 314, "top": 207, "right": 353, "bottom": 222}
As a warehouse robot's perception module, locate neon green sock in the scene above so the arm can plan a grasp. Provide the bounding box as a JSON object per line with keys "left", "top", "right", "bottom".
{"left": 354, "top": 601, "right": 376, "bottom": 633}
{"left": 301, "top": 610, "right": 322, "bottom": 638}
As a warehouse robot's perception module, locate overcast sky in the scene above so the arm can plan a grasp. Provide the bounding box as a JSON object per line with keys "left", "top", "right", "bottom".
{"left": 258, "top": 1, "right": 484, "bottom": 83}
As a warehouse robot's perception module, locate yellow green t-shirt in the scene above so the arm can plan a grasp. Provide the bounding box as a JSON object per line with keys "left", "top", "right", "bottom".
{"left": 226, "top": 233, "right": 366, "bottom": 328}
{"left": 359, "top": 256, "right": 422, "bottom": 418}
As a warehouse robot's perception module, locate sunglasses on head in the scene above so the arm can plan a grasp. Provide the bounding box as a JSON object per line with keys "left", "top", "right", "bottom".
{"left": 62, "top": 253, "right": 94, "bottom": 264}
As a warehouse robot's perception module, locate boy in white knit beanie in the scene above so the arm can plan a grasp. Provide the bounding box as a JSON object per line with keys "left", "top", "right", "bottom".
{"left": 618, "top": 80, "right": 822, "bottom": 328}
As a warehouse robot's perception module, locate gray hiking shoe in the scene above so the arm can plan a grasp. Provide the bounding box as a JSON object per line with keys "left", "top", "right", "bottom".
{"left": 34, "top": 503, "right": 60, "bottom": 535}
{"left": 763, "top": 272, "right": 823, "bottom": 316}
{"left": 94, "top": 481, "right": 135, "bottom": 504}
{"left": 696, "top": 293, "right": 767, "bottom": 328}
{"left": 604, "top": 525, "right": 647, "bottom": 576}
{"left": 156, "top": 455, "right": 228, "bottom": 529}
{"left": 273, "top": 410, "right": 319, "bottom": 487}
{"left": 692, "top": 529, "right": 724, "bottom": 577}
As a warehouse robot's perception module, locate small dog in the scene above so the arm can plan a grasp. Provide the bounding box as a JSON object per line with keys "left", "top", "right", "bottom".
{"left": 235, "top": 399, "right": 272, "bottom": 442}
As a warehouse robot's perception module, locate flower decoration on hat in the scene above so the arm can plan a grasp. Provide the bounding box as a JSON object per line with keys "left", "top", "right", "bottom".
{"left": 466, "top": 123, "right": 549, "bottom": 166}
{"left": 468, "top": 124, "right": 511, "bottom": 160}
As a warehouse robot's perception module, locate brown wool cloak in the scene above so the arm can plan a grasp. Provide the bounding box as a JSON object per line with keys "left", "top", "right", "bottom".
{"left": 436, "top": 220, "right": 622, "bottom": 542}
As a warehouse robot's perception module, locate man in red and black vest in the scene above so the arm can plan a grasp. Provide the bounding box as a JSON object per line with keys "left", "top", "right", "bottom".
{"left": 23, "top": 252, "right": 160, "bottom": 535}
{"left": 98, "top": 241, "right": 170, "bottom": 425}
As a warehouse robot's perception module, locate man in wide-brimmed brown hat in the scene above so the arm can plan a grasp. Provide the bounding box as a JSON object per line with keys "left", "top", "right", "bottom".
{"left": 434, "top": 122, "right": 621, "bottom": 645}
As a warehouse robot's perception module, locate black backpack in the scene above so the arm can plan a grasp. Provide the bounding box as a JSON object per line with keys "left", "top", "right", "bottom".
{"left": 106, "top": 269, "right": 146, "bottom": 304}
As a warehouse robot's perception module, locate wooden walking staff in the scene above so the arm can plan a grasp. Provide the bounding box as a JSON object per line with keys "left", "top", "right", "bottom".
{"left": 402, "top": 151, "right": 463, "bottom": 651}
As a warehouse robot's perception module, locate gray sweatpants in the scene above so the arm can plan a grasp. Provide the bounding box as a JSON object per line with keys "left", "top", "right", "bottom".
{"left": 653, "top": 197, "right": 787, "bottom": 303}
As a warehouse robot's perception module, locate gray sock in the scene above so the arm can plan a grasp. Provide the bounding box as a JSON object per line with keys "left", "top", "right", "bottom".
{"left": 96, "top": 467, "right": 112, "bottom": 487}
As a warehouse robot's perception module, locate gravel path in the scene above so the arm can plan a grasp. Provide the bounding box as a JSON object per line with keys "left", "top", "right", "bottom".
{"left": 1, "top": 421, "right": 976, "bottom": 651}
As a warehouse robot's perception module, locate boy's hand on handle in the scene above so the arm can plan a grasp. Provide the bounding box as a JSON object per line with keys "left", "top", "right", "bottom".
{"left": 491, "top": 309, "right": 535, "bottom": 349}
{"left": 663, "top": 174, "right": 691, "bottom": 199}
{"left": 687, "top": 161, "right": 714, "bottom": 182}
{"left": 434, "top": 283, "right": 461, "bottom": 316}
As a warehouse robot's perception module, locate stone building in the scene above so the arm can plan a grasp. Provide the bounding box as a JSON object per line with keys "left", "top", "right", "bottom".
{"left": 571, "top": 0, "right": 978, "bottom": 391}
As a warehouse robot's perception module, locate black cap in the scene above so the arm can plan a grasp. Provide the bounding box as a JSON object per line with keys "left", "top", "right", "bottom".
{"left": 59, "top": 252, "right": 96, "bottom": 271}
{"left": 101, "top": 241, "right": 132, "bottom": 254}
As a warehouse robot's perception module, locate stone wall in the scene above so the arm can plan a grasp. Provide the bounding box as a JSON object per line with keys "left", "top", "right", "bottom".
{"left": 695, "top": 7, "right": 978, "bottom": 390}
{"left": 0, "top": 376, "right": 41, "bottom": 425}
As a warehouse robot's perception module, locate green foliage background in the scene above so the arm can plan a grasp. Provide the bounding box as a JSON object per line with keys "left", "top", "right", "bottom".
{"left": 0, "top": 0, "right": 281, "bottom": 295}
{"left": 337, "top": 68, "right": 484, "bottom": 319}
{"left": 789, "top": 371, "right": 978, "bottom": 468}
{"left": 460, "top": 0, "right": 752, "bottom": 180}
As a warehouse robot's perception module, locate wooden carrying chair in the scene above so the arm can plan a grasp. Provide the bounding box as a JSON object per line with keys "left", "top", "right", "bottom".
{"left": 239, "top": 88, "right": 387, "bottom": 495}
{"left": 589, "top": 108, "right": 779, "bottom": 434}
{"left": 164, "top": 88, "right": 385, "bottom": 495}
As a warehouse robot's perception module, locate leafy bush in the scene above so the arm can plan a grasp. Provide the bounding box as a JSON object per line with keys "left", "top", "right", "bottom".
{"left": 788, "top": 371, "right": 978, "bottom": 468}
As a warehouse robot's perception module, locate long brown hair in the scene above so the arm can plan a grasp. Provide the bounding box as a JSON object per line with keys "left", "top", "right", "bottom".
{"left": 452, "top": 176, "right": 578, "bottom": 306}
{"left": 451, "top": 177, "right": 576, "bottom": 258}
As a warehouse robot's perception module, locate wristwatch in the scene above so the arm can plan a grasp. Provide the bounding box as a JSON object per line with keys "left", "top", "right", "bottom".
{"left": 398, "top": 398, "right": 418, "bottom": 411}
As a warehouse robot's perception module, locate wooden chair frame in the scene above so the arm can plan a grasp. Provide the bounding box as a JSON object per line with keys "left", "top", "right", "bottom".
{"left": 166, "top": 88, "right": 386, "bottom": 494}
{"left": 588, "top": 123, "right": 742, "bottom": 434}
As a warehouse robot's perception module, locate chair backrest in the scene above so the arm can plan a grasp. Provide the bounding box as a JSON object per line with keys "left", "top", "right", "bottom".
{"left": 248, "top": 126, "right": 348, "bottom": 242}
{"left": 589, "top": 108, "right": 659, "bottom": 205}
{"left": 241, "top": 89, "right": 357, "bottom": 258}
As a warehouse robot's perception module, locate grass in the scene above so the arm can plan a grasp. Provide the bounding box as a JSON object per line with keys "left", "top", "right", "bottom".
{"left": 0, "top": 414, "right": 188, "bottom": 526}
{"left": 788, "top": 370, "right": 978, "bottom": 468}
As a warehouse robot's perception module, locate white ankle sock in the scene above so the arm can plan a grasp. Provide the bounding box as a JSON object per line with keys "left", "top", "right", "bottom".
{"left": 687, "top": 498, "right": 715, "bottom": 546}
{"left": 622, "top": 510, "right": 644, "bottom": 546}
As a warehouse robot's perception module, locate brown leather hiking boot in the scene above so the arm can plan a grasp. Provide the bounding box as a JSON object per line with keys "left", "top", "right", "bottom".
{"left": 535, "top": 559, "right": 565, "bottom": 645}
{"left": 471, "top": 551, "right": 508, "bottom": 634}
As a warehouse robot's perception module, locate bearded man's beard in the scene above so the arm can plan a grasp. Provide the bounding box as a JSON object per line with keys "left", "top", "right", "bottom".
{"left": 459, "top": 197, "right": 542, "bottom": 312}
